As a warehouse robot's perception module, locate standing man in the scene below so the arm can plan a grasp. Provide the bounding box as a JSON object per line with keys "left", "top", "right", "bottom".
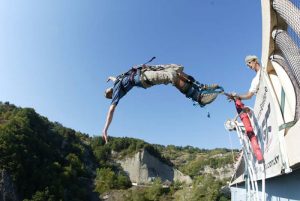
{"left": 226, "top": 55, "right": 264, "bottom": 162}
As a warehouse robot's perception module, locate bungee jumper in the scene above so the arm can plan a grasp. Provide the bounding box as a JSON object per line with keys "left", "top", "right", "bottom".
{"left": 102, "top": 58, "right": 224, "bottom": 144}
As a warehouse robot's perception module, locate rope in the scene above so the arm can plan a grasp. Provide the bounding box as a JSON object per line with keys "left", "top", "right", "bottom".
{"left": 225, "top": 122, "right": 239, "bottom": 190}
{"left": 227, "top": 130, "right": 236, "bottom": 165}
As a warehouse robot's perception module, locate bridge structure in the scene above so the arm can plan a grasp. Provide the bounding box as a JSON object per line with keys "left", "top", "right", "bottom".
{"left": 225, "top": 0, "right": 300, "bottom": 200}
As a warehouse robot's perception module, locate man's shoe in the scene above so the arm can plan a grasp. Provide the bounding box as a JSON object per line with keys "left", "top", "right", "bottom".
{"left": 199, "top": 92, "right": 218, "bottom": 106}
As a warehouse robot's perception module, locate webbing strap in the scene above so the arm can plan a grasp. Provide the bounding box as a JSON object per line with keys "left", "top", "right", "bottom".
{"left": 201, "top": 86, "right": 224, "bottom": 94}
{"left": 279, "top": 120, "right": 297, "bottom": 131}
{"left": 280, "top": 87, "right": 285, "bottom": 116}
{"left": 278, "top": 87, "right": 296, "bottom": 130}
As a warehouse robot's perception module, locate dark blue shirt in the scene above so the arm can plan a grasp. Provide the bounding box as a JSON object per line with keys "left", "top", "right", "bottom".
{"left": 111, "top": 69, "right": 144, "bottom": 105}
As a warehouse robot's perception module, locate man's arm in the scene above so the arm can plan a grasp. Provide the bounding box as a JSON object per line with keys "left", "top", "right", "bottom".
{"left": 236, "top": 91, "right": 254, "bottom": 100}
{"left": 102, "top": 104, "right": 117, "bottom": 143}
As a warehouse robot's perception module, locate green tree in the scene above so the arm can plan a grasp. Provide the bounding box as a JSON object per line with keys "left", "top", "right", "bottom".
{"left": 145, "top": 178, "right": 163, "bottom": 201}
{"left": 0, "top": 103, "right": 94, "bottom": 200}
{"left": 23, "top": 187, "right": 56, "bottom": 201}
{"left": 94, "top": 167, "right": 115, "bottom": 193}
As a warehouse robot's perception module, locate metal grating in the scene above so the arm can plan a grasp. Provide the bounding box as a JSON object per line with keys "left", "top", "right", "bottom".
{"left": 272, "top": 29, "right": 300, "bottom": 87}
{"left": 273, "top": 0, "right": 300, "bottom": 48}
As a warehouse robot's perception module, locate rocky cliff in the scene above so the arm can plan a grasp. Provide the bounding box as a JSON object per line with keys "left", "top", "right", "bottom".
{"left": 117, "top": 149, "right": 192, "bottom": 185}
{"left": 201, "top": 164, "right": 234, "bottom": 180}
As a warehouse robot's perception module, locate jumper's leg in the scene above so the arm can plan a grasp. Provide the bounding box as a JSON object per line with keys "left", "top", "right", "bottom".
{"left": 175, "top": 72, "right": 220, "bottom": 106}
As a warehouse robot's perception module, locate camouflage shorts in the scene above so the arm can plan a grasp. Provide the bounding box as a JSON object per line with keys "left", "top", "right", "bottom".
{"left": 140, "top": 64, "right": 184, "bottom": 88}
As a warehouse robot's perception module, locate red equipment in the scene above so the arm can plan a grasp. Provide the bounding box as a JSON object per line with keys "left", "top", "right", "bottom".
{"left": 235, "top": 99, "right": 264, "bottom": 162}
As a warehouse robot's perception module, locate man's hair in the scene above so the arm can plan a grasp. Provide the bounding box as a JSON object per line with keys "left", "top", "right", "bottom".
{"left": 104, "top": 88, "right": 113, "bottom": 99}
{"left": 245, "top": 55, "right": 259, "bottom": 64}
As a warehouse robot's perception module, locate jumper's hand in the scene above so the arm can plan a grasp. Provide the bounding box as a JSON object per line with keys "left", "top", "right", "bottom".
{"left": 102, "top": 130, "right": 108, "bottom": 144}
{"left": 107, "top": 76, "right": 116, "bottom": 83}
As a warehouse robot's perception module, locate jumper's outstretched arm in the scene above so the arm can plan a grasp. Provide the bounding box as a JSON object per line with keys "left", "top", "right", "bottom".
{"left": 102, "top": 104, "right": 116, "bottom": 144}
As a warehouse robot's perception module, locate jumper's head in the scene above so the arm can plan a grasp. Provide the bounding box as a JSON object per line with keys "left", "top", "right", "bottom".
{"left": 104, "top": 87, "right": 113, "bottom": 99}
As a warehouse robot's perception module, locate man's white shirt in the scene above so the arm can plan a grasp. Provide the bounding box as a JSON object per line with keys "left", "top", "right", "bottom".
{"left": 249, "top": 69, "right": 261, "bottom": 94}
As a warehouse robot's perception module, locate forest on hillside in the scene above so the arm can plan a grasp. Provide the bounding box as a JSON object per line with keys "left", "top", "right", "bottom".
{"left": 0, "top": 102, "right": 237, "bottom": 201}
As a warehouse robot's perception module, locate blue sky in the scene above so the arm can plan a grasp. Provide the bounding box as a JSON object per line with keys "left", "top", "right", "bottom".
{"left": 0, "top": 0, "right": 261, "bottom": 149}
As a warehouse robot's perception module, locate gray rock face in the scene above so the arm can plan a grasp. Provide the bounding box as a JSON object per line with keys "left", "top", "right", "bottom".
{"left": 0, "top": 170, "right": 18, "bottom": 201}
{"left": 118, "top": 149, "right": 192, "bottom": 185}
{"left": 202, "top": 164, "right": 234, "bottom": 180}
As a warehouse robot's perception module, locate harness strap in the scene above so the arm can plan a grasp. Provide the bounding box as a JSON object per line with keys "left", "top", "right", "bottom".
{"left": 142, "top": 66, "right": 165, "bottom": 72}
{"left": 129, "top": 68, "right": 138, "bottom": 84}
{"left": 201, "top": 86, "right": 224, "bottom": 94}
{"left": 116, "top": 67, "right": 141, "bottom": 85}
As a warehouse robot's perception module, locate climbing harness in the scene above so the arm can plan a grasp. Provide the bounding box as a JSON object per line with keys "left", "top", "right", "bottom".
{"left": 114, "top": 58, "right": 224, "bottom": 107}
{"left": 116, "top": 57, "right": 157, "bottom": 85}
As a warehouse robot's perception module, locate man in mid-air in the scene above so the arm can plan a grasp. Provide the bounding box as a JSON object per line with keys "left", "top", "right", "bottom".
{"left": 102, "top": 63, "right": 223, "bottom": 143}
